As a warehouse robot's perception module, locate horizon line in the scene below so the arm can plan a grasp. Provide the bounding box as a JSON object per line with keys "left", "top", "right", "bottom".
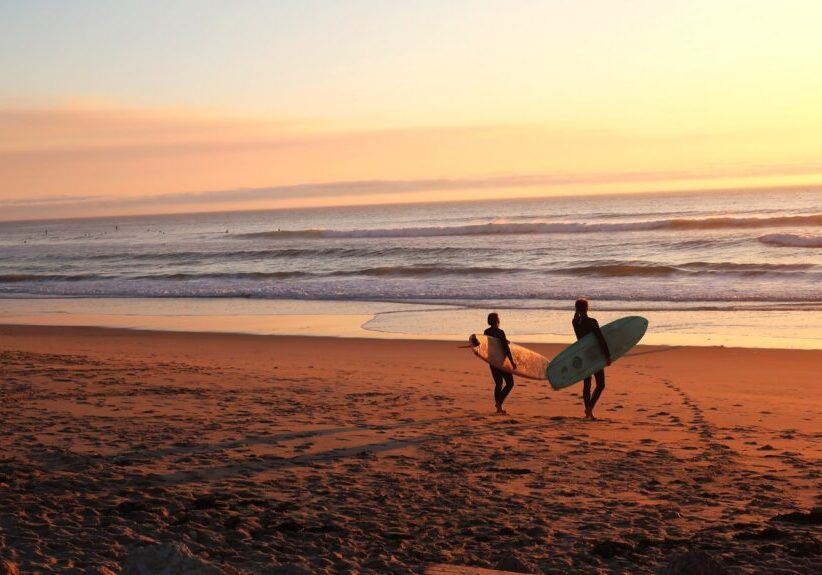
{"left": 2, "top": 181, "right": 819, "bottom": 225}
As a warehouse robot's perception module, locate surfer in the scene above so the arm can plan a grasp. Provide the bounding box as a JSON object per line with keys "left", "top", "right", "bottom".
{"left": 572, "top": 298, "right": 612, "bottom": 420}
{"left": 484, "top": 312, "right": 516, "bottom": 414}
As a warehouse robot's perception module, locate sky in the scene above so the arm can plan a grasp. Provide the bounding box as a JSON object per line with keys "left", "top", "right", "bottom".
{"left": 2, "top": 0, "right": 822, "bottom": 220}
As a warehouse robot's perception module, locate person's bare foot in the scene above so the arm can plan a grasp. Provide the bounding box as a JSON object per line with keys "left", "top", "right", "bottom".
{"left": 496, "top": 403, "right": 507, "bottom": 415}
{"left": 585, "top": 407, "right": 594, "bottom": 420}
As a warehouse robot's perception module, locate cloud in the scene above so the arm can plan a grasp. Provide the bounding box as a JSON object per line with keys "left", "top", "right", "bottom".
{"left": 129, "top": 164, "right": 822, "bottom": 205}
{"left": 2, "top": 104, "right": 822, "bottom": 220}
{"left": 0, "top": 194, "right": 101, "bottom": 206}
{"left": 0, "top": 105, "right": 302, "bottom": 152}
{"left": 4, "top": 164, "right": 822, "bottom": 221}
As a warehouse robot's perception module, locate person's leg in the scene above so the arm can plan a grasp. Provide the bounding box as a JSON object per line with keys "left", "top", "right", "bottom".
{"left": 498, "top": 372, "right": 514, "bottom": 407}
{"left": 583, "top": 376, "right": 592, "bottom": 417}
{"left": 490, "top": 367, "right": 504, "bottom": 410}
{"left": 589, "top": 370, "right": 606, "bottom": 417}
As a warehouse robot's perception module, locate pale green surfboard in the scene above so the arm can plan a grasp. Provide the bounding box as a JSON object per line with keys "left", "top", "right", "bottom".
{"left": 547, "top": 316, "right": 648, "bottom": 390}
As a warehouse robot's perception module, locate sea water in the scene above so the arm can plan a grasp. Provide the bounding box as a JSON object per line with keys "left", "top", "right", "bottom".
{"left": 1, "top": 187, "right": 820, "bottom": 348}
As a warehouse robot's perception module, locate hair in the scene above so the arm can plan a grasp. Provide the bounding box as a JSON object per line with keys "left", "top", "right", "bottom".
{"left": 487, "top": 312, "right": 500, "bottom": 326}
{"left": 574, "top": 298, "right": 589, "bottom": 321}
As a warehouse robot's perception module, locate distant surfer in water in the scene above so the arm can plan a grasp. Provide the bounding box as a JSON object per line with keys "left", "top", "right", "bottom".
{"left": 572, "top": 298, "right": 612, "bottom": 420}
{"left": 484, "top": 312, "right": 516, "bottom": 414}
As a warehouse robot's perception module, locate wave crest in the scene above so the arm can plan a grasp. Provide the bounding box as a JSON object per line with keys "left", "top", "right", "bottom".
{"left": 242, "top": 214, "right": 822, "bottom": 239}
{"left": 758, "top": 233, "right": 822, "bottom": 248}
{"left": 559, "top": 261, "right": 816, "bottom": 277}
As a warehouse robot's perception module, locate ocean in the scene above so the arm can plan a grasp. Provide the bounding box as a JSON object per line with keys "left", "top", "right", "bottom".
{"left": 1, "top": 187, "right": 821, "bottom": 348}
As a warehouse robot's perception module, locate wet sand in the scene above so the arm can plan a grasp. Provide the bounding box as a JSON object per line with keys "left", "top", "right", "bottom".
{"left": 0, "top": 325, "right": 819, "bottom": 574}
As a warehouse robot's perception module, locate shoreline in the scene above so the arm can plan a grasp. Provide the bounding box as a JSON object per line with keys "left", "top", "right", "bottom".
{"left": 2, "top": 321, "right": 822, "bottom": 353}
{"left": 1, "top": 296, "right": 821, "bottom": 350}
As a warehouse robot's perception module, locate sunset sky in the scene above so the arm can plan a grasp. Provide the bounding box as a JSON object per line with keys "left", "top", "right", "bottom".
{"left": 2, "top": 0, "right": 822, "bottom": 220}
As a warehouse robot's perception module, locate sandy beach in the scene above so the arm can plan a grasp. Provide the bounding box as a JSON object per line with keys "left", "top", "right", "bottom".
{"left": 4, "top": 3, "right": 822, "bottom": 574}
{"left": 0, "top": 325, "right": 820, "bottom": 574}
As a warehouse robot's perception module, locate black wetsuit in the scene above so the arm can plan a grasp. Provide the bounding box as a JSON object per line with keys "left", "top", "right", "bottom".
{"left": 484, "top": 326, "right": 515, "bottom": 406}
{"left": 572, "top": 314, "right": 611, "bottom": 411}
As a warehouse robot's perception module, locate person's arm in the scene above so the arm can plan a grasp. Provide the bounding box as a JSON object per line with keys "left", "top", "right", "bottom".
{"left": 592, "top": 320, "right": 612, "bottom": 365}
{"left": 499, "top": 329, "right": 516, "bottom": 368}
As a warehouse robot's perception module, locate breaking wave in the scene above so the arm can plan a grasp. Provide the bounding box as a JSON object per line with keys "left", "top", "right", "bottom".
{"left": 758, "top": 233, "right": 822, "bottom": 248}
{"left": 242, "top": 214, "right": 822, "bottom": 239}
{"left": 558, "top": 261, "right": 817, "bottom": 277}
{"left": 80, "top": 246, "right": 482, "bottom": 262}
{"left": 2, "top": 261, "right": 816, "bottom": 285}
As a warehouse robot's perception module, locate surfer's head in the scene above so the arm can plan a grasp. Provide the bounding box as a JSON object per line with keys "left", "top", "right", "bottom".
{"left": 575, "top": 298, "right": 589, "bottom": 316}
{"left": 487, "top": 312, "right": 500, "bottom": 327}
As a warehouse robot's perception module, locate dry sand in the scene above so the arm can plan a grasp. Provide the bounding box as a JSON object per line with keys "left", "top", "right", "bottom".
{"left": 0, "top": 325, "right": 819, "bottom": 574}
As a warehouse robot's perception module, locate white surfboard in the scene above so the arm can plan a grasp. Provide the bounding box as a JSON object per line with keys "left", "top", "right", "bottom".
{"left": 468, "top": 334, "right": 549, "bottom": 380}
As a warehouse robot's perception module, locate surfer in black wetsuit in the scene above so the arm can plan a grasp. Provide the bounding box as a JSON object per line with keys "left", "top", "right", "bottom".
{"left": 484, "top": 312, "right": 517, "bottom": 414}
{"left": 572, "top": 298, "right": 612, "bottom": 420}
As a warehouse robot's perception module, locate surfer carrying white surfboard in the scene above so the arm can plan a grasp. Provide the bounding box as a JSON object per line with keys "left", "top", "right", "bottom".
{"left": 483, "top": 312, "right": 517, "bottom": 414}
{"left": 572, "top": 299, "right": 612, "bottom": 420}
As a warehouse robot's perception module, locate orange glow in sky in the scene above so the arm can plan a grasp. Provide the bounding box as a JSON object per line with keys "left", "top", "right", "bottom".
{"left": 2, "top": 1, "right": 822, "bottom": 219}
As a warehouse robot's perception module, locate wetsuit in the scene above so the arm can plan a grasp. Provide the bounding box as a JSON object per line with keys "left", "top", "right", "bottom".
{"left": 484, "top": 326, "right": 515, "bottom": 407}
{"left": 572, "top": 314, "right": 611, "bottom": 412}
